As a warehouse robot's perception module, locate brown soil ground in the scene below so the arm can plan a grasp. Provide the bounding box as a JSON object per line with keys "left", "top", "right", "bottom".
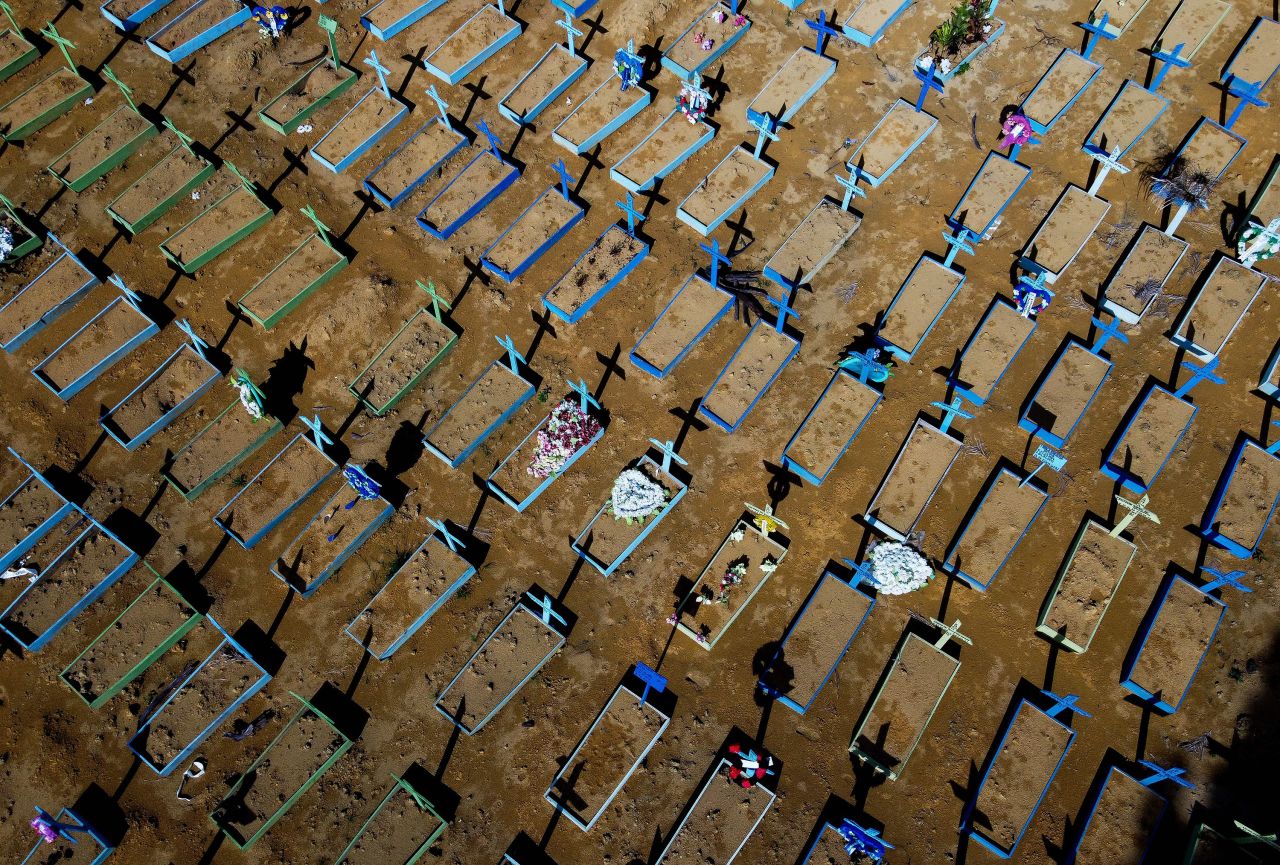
{"left": 35, "top": 299, "right": 150, "bottom": 392}
{"left": 747, "top": 47, "right": 833, "bottom": 121}
{"left": 1024, "top": 185, "right": 1110, "bottom": 276}
{"left": 675, "top": 521, "right": 786, "bottom": 645}
{"left": 367, "top": 120, "right": 463, "bottom": 200}
{"left": 856, "top": 99, "right": 937, "bottom": 179}
{"left": 1029, "top": 341, "right": 1112, "bottom": 439}
{"left": 1128, "top": 579, "right": 1225, "bottom": 707}
{"left": 766, "top": 199, "right": 860, "bottom": 286}
{"left": 947, "top": 468, "right": 1046, "bottom": 585}
{"left": 555, "top": 71, "right": 648, "bottom": 149}
{"left": 951, "top": 154, "right": 1027, "bottom": 231}
{"left": 0, "top": 251, "right": 97, "bottom": 349}
{"left": 661, "top": 760, "right": 772, "bottom": 865}
{"left": 1107, "top": 386, "right": 1197, "bottom": 489}
{"left": 485, "top": 188, "right": 581, "bottom": 274}
{"left": 263, "top": 61, "right": 353, "bottom": 129}
{"left": 1023, "top": 50, "right": 1099, "bottom": 127}
{"left": 869, "top": 419, "right": 962, "bottom": 536}
{"left": 1209, "top": 442, "right": 1280, "bottom": 551}
{"left": 1040, "top": 519, "right": 1137, "bottom": 652}
{"left": 363, "top": 0, "right": 432, "bottom": 32}
{"left": 0, "top": 528, "right": 128, "bottom": 640}
{"left": 679, "top": 146, "right": 771, "bottom": 227}
{"left": 502, "top": 46, "right": 584, "bottom": 119}
{"left": 108, "top": 145, "right": 209, "bottom": 226}
{"left": 1228, "top": 17, "right": 1280, "bottom": 83}
{"left": 425, "top": 361, "right": 531, "bottom": 462}
{"left": 785, "top": 370, "right": 880, "bottom": 480}
{"left": 162, "top": 186, "right": 268, "bottom": 265}
{"left": 956, "top": 299, "right": 1036, "bottom": 399}
{"left": 107, "top": 348, "right": 214, "bottom": 443}
{"left": 575, "top": 458, "right": 683, "bottom": 567}
{"left": 1156, "top": 0, "right": 1231, "bottom": 58}
{"left": 165, "top": 397, "right": 278, "bottom": 495}
{"left": 275, "top": 487, "right": 387, "bottom": 588}
{"left": 633, "top": 274, "right": 727, "bottom": 371}
{"left": 614, "top": 109, "right": 712, "bottom": 188}
{"left": 0, "top": 68, "right": 86, "bottom": 133}
{"left": 151, "top": 0, "right": 237, "bottom": 52}
{"left": 701, "top": 323, "right": 796, "bottom": 429}
{"left": 216, "top": 437, "right": 334, "bottom": 542}
{"left": 312, "top": 91, "right": 404, "bottom": 166}
{"left": 338, "top": 782, "right": 446, "bottom": 865}
{"left": 1091, "top": 0, "right": 1143, "bottom": 33}
{"left": 419, "top": 146, "right": 510, "bottom": 230}
{"left": 0, "top": 476, "right": 65, "bottom": 553}
{"left": 845, "top": 0, "right": 905, "bottom": 36}
{"left": 1177, "top": 256, "right": 1265, "bottom": 354}
{"left": 1178, "top": 116, "right": 1244, "bottom": 177}
{"left": 664, "top": 4, "right": 748, "bottom": 73}
{"left": 1089, "top": 80, "right": 1169, "bottom": 154}
{"left": 47, "top": 107, "right": 153, "bottom": 184}
{"left": 1073, "top": 768, "right": 1166, "bottom": 865}
{"left": 139, "top": 644, "right": 259, "bottom": 769}
{"left": 0, "top": 30, "right": 31, "bottom": 69}
{"left": 353, "top": 536, "right": 472, "bottom": 658}
{"left": 240, "top": 233, "right": 345, "bottom": 323}
{"left": 767, "top": 571, "right": 873, "bottom": 708}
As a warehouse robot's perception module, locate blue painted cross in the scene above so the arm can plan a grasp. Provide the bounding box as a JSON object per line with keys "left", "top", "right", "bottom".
{"left": 425, "top": 515, "right": 465, "bottom": 552}
{"left": 1149, "top": 42, "right": 1189, "bottom": 91}
{"left": 1224, "top": 77, "right": 1268, "bottom": 130}
{"left": 106, "top": 273, "right": 147, "bottom": 312}
{"left": 837, "top": 819, "right": 894, "bottom": 862}
{"left": 1090, "top": 315, "right": 1129, "bottom": 356}
{"left": 416, "top": 279, "right": 451, "bottom": 320}
{"left": 913, "top": 62, "right": 945, "bottom": 112}
{"left": 1042, "top": 690, "right": 1091, "bottom": 719}
{"left": 1200, "top": 566, "right": 1250, "bottom": 594}
{"left": 1007, "top": 129, "right": 1041, "bottom": 163}
{"left": 477, "top": 118, "right": 503, "bottom": 160}
{"left": 553, "top": 158, "right": 575, "bottom": 201}
{"left": 838, "top": 348, "right": 890, "bottom": 384}
{"left": 495, "top": 334, "right": 527, "bottom": 372}
{"left": 364, "top": 49, "right": 391, "bottom": 99}
{"left": 748, "top": 109, "right": 779, "bottom": 159}
{"left": 766, "top": 291, "right": 799, "bottom": 335}
{"left": 1135, "top": 759, "right": 1197, "bottom": 790}
{"left": 941, "top": 228, "right": 975, "bottom": 269}
{"left": 1268, "top": 419, "right": 1280, "bottom": 456}
{"left": 835, "top": 165, "right": 867, "bottom": 211}
{"left": 1077, "top": 12, "right": 1116, "bottom": 60}
{"left": 805, "top": 10, "right": 842, "bottom": 58}
{"left": 30, "top": 808, "right": 94, "bottom": 847}
{"left": 528, "top": 590, "right": 567, "bottom": 629}
{"left": 633, "top": 661, "right": 667, "bottom": 707}
{"left": 568, "top": 378, "right": 599, "bottom": 413}
{"left": 1172, "top": 355, "right": 1224, "bottom": 400}
{"left": 1015, "top": 269, "right": 1054, "bottom": 318}
{"left": 930, "top": 397, "right": 973, "bottom": 436}
{"left": 425, "top": 84, "right": 450, "bottom": 127}
{"left": 1020, "top": 443, "right": 1066, "bottom": 488}
{"left": 648, "top": 438, "right": 687, "bottom": 474}
{"left": 1085, "top": 143, "right": 1130, "bottom": 195}
{"left": 301, "top": 414, "right": 334, "bottom": 450}
{"left": 556, "top": 10, "right": 583, "bottom": 55}
{"left": 700, "top": 237, "right": 732, "bottom": 287}
{"left": 616, "top": 192, "right": 645, "bottom": 237}
{"left": 175, "top": 318, "right": 209, "bottom": 361}
{"left": 839, "top": 557, "right": 877, "bottom": 589}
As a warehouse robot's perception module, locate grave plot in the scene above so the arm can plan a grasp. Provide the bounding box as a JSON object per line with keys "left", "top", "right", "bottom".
{"left": 610, "top": 109, "right": 716, "bottom": 194}
{"left": 422, "top": 355, "right": 536, "bottom": 469}
{"left": 877, "top": 257, "right": 965, "bottom": 362}
{"left": 1152, "top": 0, "right": 1231, "bottom": 66}
{"left": 1183, "top": 817, "right": 1280, "bottom": 863}
{"left": 364, "top": 116, "right": 467, "bottom": 208}
{"left": 763, "top": 198, "right": 860, "bottom": 289}
{"left": 415, "top": 144, "right": 521, "bottom": 240}
{"left": 360, "top": 0, "right": 447, "bottom": 40}
{"left": 758, "top": 566, "right": 875, "bottom": 714}
{"left": 630, "top": 274, "right": 732, "bottom": 378}
{"left": 272, "top": 475, "right": 394, "bottom": 598}
{"left": 950, "top": 298, "right": 1036, "bottom": 406}
{"left": 865, "top": 417, "right": 962, "bottom": 541}
{"left": 947, "top": 152, "right": 1031, "bottom": 239}
{"left": 801, "top": 819, "right": 892, "bottom": 864}
{"left": 310, "top": 87, "right": 409, "bottom": 174}
{"left": 916, "top": 5, "right": 1006, "bottom": 82}
{"left": 32, "top": 294, "right": 159, "bottom": 401}
{"left": 486, "top": 388, "right": 606, "bottom": 512}
{"left": 1069, "top": 765, "right": 1169, "bottom": 865}
{"left": 434, "top": 592, "right": 570, "bottom": 734}
{"left": 944, "top": 467, "right": 1048, "bottom": 591}
{"left": 1089, "top": 0, "right": 1149, "bottom": 36}
{"left": 544, "top": 677, "right": 671, "bottom": 830}
{"left": 963, "top": 695, "right": 1080, "bottom": 858}
{"left": 700, "top": 312, "right": 799, "bottom": 433}
{"left": 212, "top": 694, "right": 353, "bottom": 849}
{"left": 0, "top": 455, "right": 75, "bottom": 572}
{"left": 238, "top": 232, "right": 350, "bottom": 331}
{"left": 1101, "top": 383, "right": 1197, "bottom": 494}
{"left": 335, "top": 774, "right": 448, "bottom": 864}
{"left": 345, "top": 527, "right": 476, "bottom": 660}
{"left": 1020, "top": 185, "right": 1109, "bottom": 284}
{"left": 106, "top": 141, "right": 215, "bottom": 234}
{"left": 101, "top": 0, "right": 180, "bottom": 32}
{"left": 163, "top": 383, "right": 283, "bottom": 501}
{"left": 1021, "top": 50, "right": 1102, "bottom": 135}
{"left": 1020, "top": 338, "right": 1113, "bottom": 448}
{"left": 1122, "top": 574, "right": 1225, "bottom": 713}
{"left": 782, "top": 358, "right": 884, "bottom": 485}
{"left": 214, "top": 432, "right": 340, "bottom": 549}
{"left": 19, "top": 806, "right": 113, "bottom": 865}
{"left": 542, "top": 223, "right": 650, "bottom": 323}
{"left": 0, "top": 235, "right": 99, "bottom": 351}
{"left": 59, "top": 571, "right": 202, "bottom": 709}
{"left": 100, "top": 342, "right": 220, "bottom": 450}
{"left": 128, "top": 621, "right": 271, "bottom": 775}
{"left": 841, "top": 0, "right": 912, "bottom": 44}
{"left": 0, "top": 522, "right": 137, "bottom": 651}
{"left": 1037, "top": 518, "right": 1137, "bottom": 653}
{"left": 1099, "top": 224, "right": 1187, "bottom": 324}
{"left": 1223, "top": 17, "right": 1280, "bottom": 93}
{"left": 482, "top": 185, "right": 585, "bottom": 283}
{"left": 159, "top": 182, "right": 274, "bottom": 274}
{"left": 0, "top": 66, "right": 91, "bottom": 142}
{"left": 423, "top": 5, "right": 522, "bottom": 86}
{"left": 349, "top": 301, "right": 458, "bottom": 417}
{"left": 1200, "top": 436, "right": 1280, "bottom": 558}
{"left": 259, "top": 58, "right": 358, "bottom": 136}
{"left": 145, "top": 0, "right": 253, "bottom": 63}
{"left": 656, "top": 755, "right": 776, "bottom": 864}
{"left": 499, "top": 37, "right": 588, "bottom": 127}
{"left": 1169, "top": 117, "right": 1245, "bottom": 184}
{"left": 1171, "top": 254, "right": 1265, "bottom": 359}
{"left": 1085, "top": 81, "right": 1169, "bottom": 165}
{"left": 46, "top": 105, "right": 156, "bottom": 192}
{"left": 850, "top": 624, "right": 965, "bottom": 781}
{"left": 0, "top": 21, "right": 36, "bottom": 82}
{"left": 847, "top": 99, "right": 938, "bottom": 188}
{"left": 552, "top": 67, "right": 652, "bottom": 155}
{"left": 0, "top": 194, "right": 40, "bottom": 261}
{"left": 573, "top": 450, "right": 688, "bottom": 576}
{"left": 673, "top": 518, "right": 788, "bottom": 648}
{"left": 661, "top": 3, "right": 751, "bottom": 79}
{"left": 677, "top": 146, "right": 775, "bottom": 236}
{"left": 746, "top": 46, "right": 835, "bottom": 125}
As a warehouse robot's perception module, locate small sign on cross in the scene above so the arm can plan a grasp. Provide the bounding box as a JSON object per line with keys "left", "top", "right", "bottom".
{"left": 632, "top": 661, "right": 667, "bottom": 706}
{"left": 928, "top": 617, "right": 972, "bottom": 650}
{"left": 744, "top": 502, "right": 788, "bottom": 537}
{"left": 1021, "top": 443, "right": 1066, "bottom": 488}
{"left": 318, "top": 14, "right": 341, "bottom": 67}
{"left": 648, "top": 438, "right": 687, "bottom": 474}
{"left": 1110, "top": 493, "right": 1159, "bottom": 537}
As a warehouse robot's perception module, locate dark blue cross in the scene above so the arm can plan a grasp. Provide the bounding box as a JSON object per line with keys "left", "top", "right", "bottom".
{"left": 477, "top": 118, "right": 503, "bottom": 160}
{"left": 633, "top": 661, "right": 667, "bottom": 707}
{"left": 425, "top": 516, "right": 464, "bottom": 553}
{"left": 528, "top": 590, "right": 567, "bottom": 628}
{"left": 766, "top": 291, "right": 799, "bottom": 334}
{"left": 1090, "top": 314, "right": 1129, "bottom": 356}
{"left": 839, "top": 557, "right": 876, "bottom": 589}
{"left": 1268, "top": 419, "right": 1280, "bottom": 456}
{"left": 175, "top": 318, "right": 209, "bottom": 361}
{"left": 913, "top": 62, "right": 945, "bottom": 112}
{"left": 700, "top": 237, "right": 732, "bottom": 286}
{"left": 930, "top": 397, "right": 973, "bottom": 436}
{"left": 1077, "top": 13, "right": 1116, "bottom": 60}
{"left": 1224, "top": 76, "right": 1268, "bottom": 129}
{"left": 1042, "top": 690, "right": 1091, "bottom": 719}
{"left": 805, "top": 10, "right": 842, "bottom": 58}
{"left": 648, "top": 437, "right": 687, "bottom": 474}
{"left": 1200, "top": 566, "right": 1250, "bottom": 595}
{"left": 1149, "top": 42, "right": 1189, "bottom": 90}
{"left": 837, "top": 819, "right": 894, "bottom": 862}
{"left": 553, "top": 158, "right": 575, "bottom": 201}
{"left": 616, "top": 192, "right": 645, "bottom": 237}
{"left": 1172, "top": 355, "right": 1224, "bottom": 399}
{"left": 1135, "top": 759, "right": 1197, "bottom": 790}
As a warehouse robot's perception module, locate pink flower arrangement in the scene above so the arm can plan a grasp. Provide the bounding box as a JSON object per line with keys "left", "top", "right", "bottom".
{"left": 713, "top": 9, "right": 726, "bottom": 23}
{"left": 528, "top": 399, "right": 602, "bottom": 478}
{"left": 1000, "top": 113, "right": 1033, "bottom": 150}
{"left": 734, "top": 14, "right": 746, "bottom": 26}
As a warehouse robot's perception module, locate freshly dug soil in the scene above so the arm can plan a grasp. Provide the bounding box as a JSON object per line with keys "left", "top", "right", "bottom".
{"left": 4, "top": 511, "right": 89, "bottom": 578}
{"left": 355, "top": 537, "right": 472, "bottom": 658}
{"left": 0, "top": 477, "right": 65, "bottom": 554}
{"left": 361, "top": 0, "right": 429, "bottom": 31}
{"left": 426, "top": 363, "right": 531, "bottom": 463}
{"left": 1022, "top": 50, "right": 1098, "bottom": 127}
{"left": 951, "top": 155, "right": 1026, "bottom": 233}
{"left": 766, "top": 199, "right": 860, "bottom": 286}
{"left": 0, "top": 248, "right": 95, "bottom": 346}
{"left": 352, "top": 309, "right": 455, "bottom": 412}
{"left": 880, "top": 258, "right": 965, "bottom": 355}
{"left": 140, "top": 645, "right": 259, "bottom": 768}
{"left": 661, "top": 761, "right": 772, "bottom": 865}
{"left": 544, "top": 226, "right": 646, "bottom": 318}
{"left": 367, "top": 121, "right": 463, "bottom": 201}
{"left": 1177, "top": 118, "right": 1243, "bottom": 178}
{"left": 1103, "top": 225, "right": 1186, "bottom": 319}
{"left": 167, "top": 399, "right": 276, "bottom": 495}
{"left": 855, "top": 100, "right": 937, "bottom": 179}
{"left": 1157, "top": 0, "right": 1231, "bottom": 59}
{"left": 956, "top": 300, "right": 1035, "bottom": 400}
{"left": 679, "top": 147, "right": 771, "bottom": 227}
{"left": 435, "top": 605, "right": 561, "bottom": 731}
{"left": 1209, "top": 442, "right": 1280, "bottom": 551}
{"left": 1177, "top": 257, "right": 1264, "bottom": 354}
{"left": 665, "top": 4, "right": 747, "bottom": 72}
{"left": 1128, "top": 579, "right": 1224, "bottom": 707}
{"left": 1089, "top": 82, "right": 1169, "bottom": 156}
{"left": 420, "top": 149, "right": 512, "bottom": 231}
{"left": 276, "top": 489, "right": 386, "bottom": 588}
{"left": 701, "top": 324, "right": 796, "bottom": 429}
{"left": 747, "top": 47, "right": 831, "bottom": 121}
{"left": 853, "top": 634, "right": 959, "bottom": 775}
{"left": 338, "top": 783, "right": 446, "bottom": 865}
{"left": 1040, "top": 520, "right": 1136, "bottom": 652}
{"left": 312, "top": 92, "right": 403, "bottom": 166}
{"left": 425, "top": 5, "right": 518, "bottom": 79}
{"left": 845, "top": 0, "right": 904, "bottom": 36}
{"left": 575, "top": 460, "right": 682, "bottom": 568}
{"left": 675, "top": 521, "right": 786, "bottom": 645}
{"left": 47, "top": 108, "right": 153, "bottom": 183}
{"left": 554, "top": 73, "right": 648, "bottom": 149}
{"left": 163, "top": 186, "right": 268, "bottom": 266}
{"left": 217, "top": 437, "right": 334, "bottom": 542}
{"left": 0, "top": 528, "right": 129, "bottom": 642}
{"left": 503, "top": 46, "right": 584, "bottom": 119}
{"left": 240, "top": 234, "right": 345, "bottom": 324}
{"left": 947, "top": 469, "right": 1044, "bottom": 585}
{"left": 1227, "top": 17, "right": 1280, "bottom": 84}
{"left": 633, "top": 275, "right": 727, "bottom": 372}
{"left": 1106, "top": 387, "right": 1196, "bottom": 488}
{"left": 0, "top": 68, "right": 86, "bottom": 133}
{"left": 1072, "top": 769, "right": 1165, "bottom": 865}
{"left": 971, "top": 703, "right": 1074, "bottom": 851}
{"left": 785, "top": 372, "right": 880, "bottom": 480}
{"left": 1023, "top": 185, "right": 1109, "bottom": 276}
{"left": 107, "top": 349, "right": 213, "bottom": 443}
{"left": 1027, "top": 342, "right": 1111, "bottom": 441}
{"left": 869, "top": 420, "right": 961, "bottom": 536}
{"left": 109, "top": 146, "right": 209, "bottom": 227}
{"left": 263, "top": 61, "right": 352, "bottom": 129}
{"left": 152, "top": 0, "right": 240, "bottom": 52}
{"left": 550, "top": 686, "right": 665, "bottom": 825}
{"left": 614, "top": 111, "right": 711, "bottom": 189}
{"left": 766, "top": 573, "right": 872, "bottom": 707}
{"left": 36, "top": 300, "right": 151, "bottom": 393}
{"left": 485, "top": 190, "right": 581, "bottom": 275}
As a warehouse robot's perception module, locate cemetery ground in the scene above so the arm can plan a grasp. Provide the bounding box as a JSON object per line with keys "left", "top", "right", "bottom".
{"left": 0, "top": 0, "right": 1278, "bottom": 863}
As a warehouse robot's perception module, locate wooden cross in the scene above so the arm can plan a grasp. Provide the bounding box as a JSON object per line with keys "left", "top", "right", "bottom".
{"left": 0, "top": 190, "right": 16, "bottom": 215}
{"left": 301, "top": 414, "right": 333, "bottom": 449}
{"left": 416, "top": 279, "right": 451, "bottom": 320}
{"left": 556, "top": 10, "right": 583, "bottom": 54}
{"left": 425, "top": 84, "right": 450, "bottom": 126}
{"left": 1135, "top": 759, "right": 1196, "bottom": 790}
{"left": 425, "top": 515, "right": 464, "bottom": 552}
{"left": 835, "top": 165, "right": 867, "bottom": 211}
{"left": 839, "top": 557, "right": 877, "bottom": 589}
{"left": 175, "top": 318, "right": 209, "bottom": 360}
{"left": 223, "top": 160, "right": 257, "bottom": 194}
{"left": 744, "top": 502, "right": 788, "bottom": 537}
{"left": 913, "top": 62, "right": 944, "bottom": 112}
{"left": 162, "top": 115, "right": 197, "bottom": 154}
{"left": 39, "top": 23, "right": 77, "bottom": 73}
{"left": 748, "top": 109, "right": 778, "bottom": 159}
{"left": 527, "top": 590, "right": 566, "bottom": 628}
{"left": 1200, "top": 565, "right": 1250, "bottom": 595}
{"left": 941, "top": 228, "right": 975, "bottom": 268}
{"left": 101, "top": 65, "right": 140, "bottom": 114}
{"left": 476, "top": 118, "right": 503, "bottom": 160}
{"left": 1149, "top": 42, "right": 1188, "bottom": 90}
{"left": 1110, "top": 493, "right": 1159, "bottom": 536}
{"left": 648, "top": 438, "right": 687, "bottom": 474}
{"left": 633, "top": 661, "right": 667, "bottom": 707}
{"left": 495, "top": 334, "right": 526, "bottom": 371}
{"left": 928, "top": 617, "right": 972, "bottom": 650}
{"left": 699, "top": 237, "right": 731, "bottom": 287}
{"left": 0, "top": 1, "right": 20, "bottom": 34}
{"left": 1224, "top": 76, "right": 1268, "bottom": 129}
{"left": 1042, "top": 689, "right": 1091, "bottom": 719}
{"left": 318, "top": 14, "right": 341, "bottom": 67}
{"left": 1172, "top": 355, "right": 1224, "bottom": 400}
{"left": 568, "top": 378, "right": 599, "bottom": 413}
{"left": 1076, "top": 12, "right": 1116, "bottom": 60}
{"left": 1085, "top": 143, "right": 1129, "bottom": 195}
{"left": 616, "top": 192, "right": 645, "bottom": 237}
{"left": 364, "top": 49, "right": 391, "bottom": 98}
{"left": 552, "top": 158, "right": 574, "bottom": 201}
{"left": 766, "top": 291, "right": 798, "bottom": 334}
{"left": 300, "top": 204, "right": 333, "bottom": 248}
{"left": 682, "top": 72, "right": 712, "bottom": 111}
{"left": 929, "top": 396, "right": 973, "bottom": 436}
{"left": 805, "top": 10, "right": 842, "bottom": 58}
{"left": 1089, "top": 314, "right": 1129, "bottom": 356}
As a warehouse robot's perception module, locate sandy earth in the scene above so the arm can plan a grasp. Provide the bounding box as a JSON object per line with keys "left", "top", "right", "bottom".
{"left": 0, "top": 0, "right": 1278, "bottom": 863}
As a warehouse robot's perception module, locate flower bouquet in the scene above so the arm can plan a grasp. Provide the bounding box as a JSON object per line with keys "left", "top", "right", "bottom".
{"left": 1000, "top": 112, "right": 1033, "bottom": 150}
{"left": 677, "top": 81, "right": 710, "bottom": 123}
{"left": 528, "top": 399, "right": 603, "bottom": 478}
{"left": 0, "top": 224, "right": 13, "bottom": 263}
{"left": 917, "top": 0, "right": 995, "bottom": 75}
{"left": 608, "top": 467, "right": 668, "bottom": 523}
{"left": 615, "top": 47, "right": 643, "bottom": 91}
{"left": 868, "top": 541, "right": 933, "bottom": 595}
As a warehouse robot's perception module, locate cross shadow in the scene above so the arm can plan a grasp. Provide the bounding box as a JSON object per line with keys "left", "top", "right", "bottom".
{"left": 578, "top": 12, "right": 607, "bottom": 55}
{"left": 752, "top": 640, "right": 790, "bottom": 742}
{"left": 339, "top": 189, "right": 382, "bottom": 243}
{"left": 155, "top": 60, "right": 196, "bottom": 113}
{"left": 217, "top": 299, "right": 252, "bottom": 352}
{"left": 346, "top": 627, "right": 374, "bottom": 698}
{"left": 211, "top": 104, "right": 255, "bottom": 153}
{"left": 724, "top": 209, "right": 754, "bottom": 257}
{"left": 594, "top": 344, "right": 625, "bottom": 400}
{"left": 460, "top": 77, "right": 490, "bottom": 127}
{"left": 265, "top": 587, "right": 294, "bottom": 641}
{"left": 668, "top": 398, "right": 708, "bottom": 452}
{"left": 261, "top": 338, "right": 315, "bottom": 424}
{"left": 762, "top": 460, "right": 801, "bottom": 510}
{"left": 574, "top": 145, "right": 605, "bottom": 196}
{"left": 396, "top": 45, "right": 429, "bottom": 98}
{"left": 455, "top": 255, "right": 489, "bottom": 308}
{"left": 526, "top": 307, "right": 557, "bottom": 364}
{"left": 267, "top": 147, "right": 309, "bottom": 196}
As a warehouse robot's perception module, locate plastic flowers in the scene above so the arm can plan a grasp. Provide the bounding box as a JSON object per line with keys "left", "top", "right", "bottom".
{"left": 0, "top": 225, "right": 13, "bottom": 263}
{"left": 1013, "top": 281, "right": 1052, "bottom": 319}
{"left": 608, "top": 468, "right": 668, "bottom": 523}
{"left": 234, "top": 379, "right": 263, "bottom": 421}
{"left": 1237, "top": 217, "right": 1279, "bottom": 268}
{"left": 1000, "top": 113, "right": 1033, "bottom": 150}
{"left": 677, "top": 81, "right": 710, "bottom": 123}
{"left": 697, "top": 560, "right": 746, "bottom": 606}
{"left": 868, "top": 541, "right": 933, "bottom": 595}
{"left": 528, "top": 399, "right": 603, "bottom": 478}
{"left": 615, "top": 47, "right": 643, "bottom": 91}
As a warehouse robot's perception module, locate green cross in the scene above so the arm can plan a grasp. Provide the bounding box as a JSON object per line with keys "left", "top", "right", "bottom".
{"left": 416, "top": 279, "right": 450, "bottom": 320}
{"left": 318, "top": 14, "right": 340, "bottom": 67}
{"left": 161, "top": 114, "right": 196, "bottom": 153}
{"left": 0, "top": 1, "right": 21, "bottom": 34}
{"left": 39, "top": 22, "right": 78, "bottom": 73}
{"left": 102, "top": 65, "right": 140, "bottom": 115}
{"left": 223, "top": 160, "right": 257, "bottom": 194}
{"left": 300, "top": 203, "right": 332, "bottom": 247}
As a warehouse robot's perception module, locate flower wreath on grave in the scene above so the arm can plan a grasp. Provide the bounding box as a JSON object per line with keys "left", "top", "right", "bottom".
{"left": 918, "top": 0, "right": 994, "bottom": 75}
{"left": 1013, "top": 281, "right": 1052, "bottom": 318}
{"left": 1238, "top": 217, "right": 1280, "bottom": 268}
{"left": 677, "top": 81, "right": 710, "bottom": 124}
{"left": 528, "top": 399, "right": 603, "bottom": 478}
{"left": 608, "top": 467, "right": 668, "bottom": 523}
{"left": 234, "top": 379, "right": 264, "bottom": 421}
{"left": 868, "top": 540, "right": 934, "bottom": 595}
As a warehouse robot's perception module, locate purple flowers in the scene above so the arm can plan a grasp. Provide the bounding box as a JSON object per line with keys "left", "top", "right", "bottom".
{"left": 528, "top": 399, "right": 602, "bottom": 478}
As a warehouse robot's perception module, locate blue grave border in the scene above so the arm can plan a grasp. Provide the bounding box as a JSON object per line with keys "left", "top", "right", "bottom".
{"left": 1120, "top": 572, "right": 1226, "bottom": 713}
{"left": 100, "top": 344, "right": 221, "bottom": 451}
{"left": 213, "top": 432, "right": 340, "bottom": 549}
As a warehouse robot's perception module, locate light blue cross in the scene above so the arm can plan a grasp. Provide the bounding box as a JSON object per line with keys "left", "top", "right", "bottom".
{"left": 364, "top": 49, "right": 391, "bottom": 99}
{"left": 1043, "top": 690, "right": 1091, "bottom": 719}
{"left": 528, "top": 591, "right": 566, "bottom": 628}
{"left": 930, "top": 397, "right": 973, "bottom": 435}
{"left": 836, "top": 165, "right": 867, "bottom": 211}
{"left": 1135, "top": 759, "right": 1196, "bottom": 790}
{"left": 1020, "top": 443, "right": 1066, "bottom": 488}
{"left": 748, "top": 109, "right": 778, "bottom": 159}
{"left": 1077, "top": 13, "right": 1116, "bottom": 60}
{"left": 805, "top": 10, "right": 842, "bottom": 58}
{"left": 425, "top": 516, "right": 464, "bottom": 552}
{"left": 556, "top": 10, "right": 583, "bottom": 54}
{"left": 568, "top": 378, "right": 599, "bottom": 413}
{"left": 1200, "top": 566, "right": 1250, "bottom": 594}
{"left": 1224, "top": 77, "right": 1268, "bottom": 129}
{"left": 648, "top": 438, "right": 687, "bottom": 474}
{"left": 495, "top": 334, "right": 526, "bottom": 371}
{"left": 301, "top": 414, "right": 334, "bottom": 449}
{"left": 1090, "top": 315, "right": 1129, "bottom": 355}
{"left": 616, "top": 192, "right": 645, "bottom": 237}
{"left": 106, "top": 273, "right": 146, "bottom": 311}
{"left": 1149, "top": 42, "right": 1189, "bottom": 90}
{"left": 553, "top": 158, "right": 575, "bottom": 201}
{"left": 941, "top": 228, "right": 975, "bottom": 268}
{"left": 175, "top": 318, "right": 209, "bottom": 360}
{"left": 913, "top": 62, "right": 944, "bottom": 112}
{"left": 425, "top": 84, "right": 450, "bottom": 126}
{"left": 700, "top": 237, "right": 731, "bottom": 287}
{"left": 1172, "top": 355, "right": 1224, "bottom": 399}
{"left": 838, "top": 348, "right": 889, "bottom": 384}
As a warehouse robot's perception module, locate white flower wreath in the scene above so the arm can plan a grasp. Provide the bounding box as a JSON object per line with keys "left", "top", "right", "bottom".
{"left": 608, "top": 468, "right": 667, "bottom": 523}
{"left": 868, "top": 541, "right": 933, "bottom": 595}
